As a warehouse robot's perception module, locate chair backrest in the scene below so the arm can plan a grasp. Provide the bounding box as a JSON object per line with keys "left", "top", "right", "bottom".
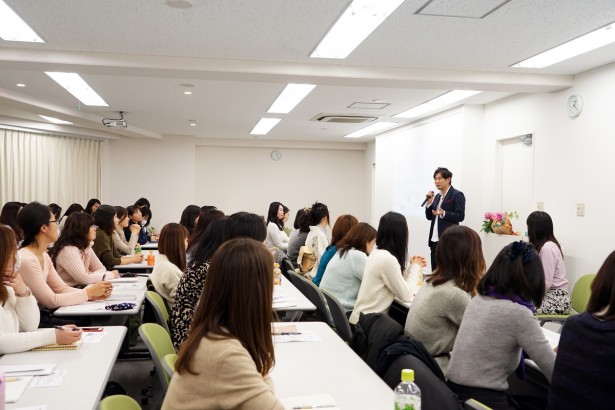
{"left": 321, "top": 288, "right": 353, "bottom": 342}
{"left": 162, "top": 353, "right": 177, "bottom": 380}
{"left": 287, "top": 270, "right": 305, "bottom": 288}
{"left": 570, "top": 273, "right": 596, "bottom": 314}
{"left": 138, "top": 323, "right": 175, "bottom": 391}
{"left": 100, "top": 394, "right": 142, "bottom": 410}
{"left": 288, "top": 271, "right": 334, "bottom": 326}
{"left": 145, "top": 290, "right": 170, "bottom": 334}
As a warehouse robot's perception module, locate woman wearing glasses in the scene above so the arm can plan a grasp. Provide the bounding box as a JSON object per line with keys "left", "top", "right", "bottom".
{"left": 49, "top": 212, "right": 118, "bottom": 287}
{"left": 0, "top": 224, "right": 82, "bottom": 353}
{"left": 17, "top": 202, "right": 111, "bottom": 310}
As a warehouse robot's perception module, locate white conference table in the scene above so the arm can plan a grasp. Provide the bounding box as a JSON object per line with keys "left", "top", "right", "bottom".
{"left": 113, "top": 250, "right": 158, "bottom": 271}
{"left": 141, "top": 241, "right": 158, "bottom": 250}
{"left": 54, "top": 276, "right": 148, "bottom": 317}
{"left": 3, "top": 326, "right": 126, "bottom": 410}
{"left": 272, "top": 321, "right": 392, "bottom": 408}
{"left": 274, "top": 275, "right": 316, "bottom": 312}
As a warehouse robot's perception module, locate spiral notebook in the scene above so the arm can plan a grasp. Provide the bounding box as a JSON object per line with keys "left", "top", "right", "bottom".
{"left": 31, "top": 340, "right": 82, "bottom": 351}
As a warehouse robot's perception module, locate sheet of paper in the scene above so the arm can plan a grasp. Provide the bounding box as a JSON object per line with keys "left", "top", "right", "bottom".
{"left": 11, "top": 406, "right": 47, "bottom": 410}
{"left": 272, "top": 301, "right": 298, "bottom": 309}
{"left": 273, "top": 331, "right": 322, "bottom": 343}
{"left": 108, "top": 278, "right": 138, "bottom": 283}
{"left": 272, "top": 324, "right": 298, "bottom": 335}
{"left": 111, "top": 282, "right": 144, "bottom": 290}
{"left": 29, "top": 370, "right": 66, "bottom": 388}
{"left": 59, "top": 302, "right": 107, "bottom": 312}
{"left": 106, "top": 293, "right": 138, "bottom": 301}
{"left": 81, "top": 331, "right": 107, "bottom": 344}
{"left": 280, "top": 393, "right": 339, "bottom": 410}
{"left": 5, "top": 375, "right": 33, "bottom": 403}
{"left": 0, "top": 364, "right": 56, "bottom": 376}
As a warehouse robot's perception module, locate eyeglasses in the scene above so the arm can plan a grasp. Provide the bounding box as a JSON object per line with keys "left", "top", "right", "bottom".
{"left": 48, "top": 220, "right": 59, "bottom": 225}
{"left": 91, "top": 225, "right": 98, "bottom": 230}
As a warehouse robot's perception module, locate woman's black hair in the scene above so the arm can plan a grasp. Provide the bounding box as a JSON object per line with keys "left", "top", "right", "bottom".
{"left": 115, "top": 206, "right": 128, "bottom": 221}
{"left": 308, "top": 202, "right": 329, "bottom": 226}
{"left": 126, "top": 205, "right": 140, "bottom": 222}
{"left": 266, "top": 202, "right": 284, "bottom": 230}
{"left": 60, "top": 203, "right": 84, "bottom": 222}
{"left": 477, "top": 241, "right": 546, "bottom": 308}
{"left": 526, "top": 211, "right": 562, "bottom": 256}
{"left": 93, "top": 205, "right": 117, "bottom": 236}
{"left": 84, "top": 198, "right": 101, "bottom": 214}
{"left": 376, "top": 211, "right": 408, "bottom": 273}
{"left": 141, "top": 207, "right": 152, "bottom": 227}
{"left": 48, "top": 203, "right": 62, "bottom": 220}
{"left": 134, "top": 198, "right": 150, "bottom": 208}
{"left": 293, "top": 208, "right": 310, "bottom": 233}
{"left": 49, "top": 213, "right": 95, "bottom": 263}
{"left": 224, "top": 212, "right": 266, "bottom": 242}
{"left": 192, "top": 218, "right": 227, "bottom": 265}
{"left": 0, "top": 201, "right": 24, "bottom": 241}
{"left": 179, "top": 205, "right": 201, "bottom": 235}
{"left": 17, "top": 202, "right": 53, "bottom": 248}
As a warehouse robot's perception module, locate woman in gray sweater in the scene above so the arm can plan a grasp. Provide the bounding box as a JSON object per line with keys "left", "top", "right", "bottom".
{"left": 447, "top": 241, "right": 556, "bottom": 410}
{"left": 404, "top": 226, "right": 485, "bottom": 376}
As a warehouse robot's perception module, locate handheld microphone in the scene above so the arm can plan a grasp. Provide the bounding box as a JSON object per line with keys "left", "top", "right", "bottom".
{"left": 420, "top": 193, "right": 432, "bottom": 207}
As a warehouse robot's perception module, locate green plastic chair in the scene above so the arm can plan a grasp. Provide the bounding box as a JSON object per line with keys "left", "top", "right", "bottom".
{"left": 144, "top": 290, "right": 170, "bottom": 334}
{"left": 162, "top": 353, "right": 177, "bottom": 380}
{"left": 100, "top": 394, "right": 141, "bottom": 410}
{"left": 536, "top": 273, "right": 596, "bottom": 328}
{"left": 138, "top": 323, "right": 175, "bottom": 391}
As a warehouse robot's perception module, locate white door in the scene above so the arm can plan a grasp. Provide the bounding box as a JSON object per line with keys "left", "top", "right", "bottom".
{"left": 499, "top": 137, "right": 534, "bottom": 232}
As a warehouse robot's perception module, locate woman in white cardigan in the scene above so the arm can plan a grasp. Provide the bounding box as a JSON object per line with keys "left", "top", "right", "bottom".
{"left": 350, "top": 211, "right": 426, "bottom": 325}
{"left": 304, "top": 202, "right": 332, "bottom": 279}
{"left": 150, "top": 223, "right": 189, "bottom": 308}
{"left": 0, "top": 225, "right": 81, "bottom": 354}
{"left": 264, "top": 202, "right": 289, "bottom": 251}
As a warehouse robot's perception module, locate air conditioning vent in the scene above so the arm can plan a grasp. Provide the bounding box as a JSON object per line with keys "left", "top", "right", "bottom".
{"left": 312, "top": 114, "right": 378, "bottom": 124}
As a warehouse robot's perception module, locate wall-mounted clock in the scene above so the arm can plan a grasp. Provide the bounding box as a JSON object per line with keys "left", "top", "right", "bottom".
{"left": 567, "top": 94, "right": 583, "bottom": 118}
{"left": 271, "top": 150, "right": 282, "bottom": 161}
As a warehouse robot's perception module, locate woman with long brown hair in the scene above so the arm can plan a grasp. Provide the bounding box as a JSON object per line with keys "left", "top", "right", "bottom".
{"left": 404, "top": 226, "right": 485, "bottom": 376}
{"left": 163, "top": 238, "right": 284, "bottom": 409}
{"left": 311, "top": 212, "right": 358, "bottom": 285}
{"left": 150, "top": 223, "right": 189, "bottom": 308}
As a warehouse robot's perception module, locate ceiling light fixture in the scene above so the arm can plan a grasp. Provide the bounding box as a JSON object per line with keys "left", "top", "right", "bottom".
{"left": 267, "top": 83, "right": 316, "bottom": 114}
{"left": 189, "top": 120, "right": 197, "bottom": 126}
{"left": 38, "top": 115, "right": 73, "bottom": 125}
{"left": 0, "top": 0, "right": 44, "bottom": 42}
{"left": 45, "top": 72, "right": 108, "bottom": 106}
{"left": 513, "top": 22, "right": 615, "bottom": 68}
{"left": 16, "top": 83, "right": 26, "bottom": 87}
{"left": 310, "top": 0, "right": 405, "bottom": 59}
{"left": 344, "top": 121, "right": 398, "bottom": 138}
{"left": 250, "top": 118, "right": 281, "bottom": 135}
{"left": 184, "top": 91, "right": 192, "bottom": 95}
{"left": 394, "top": 90, "right": 481, "bottom": 119}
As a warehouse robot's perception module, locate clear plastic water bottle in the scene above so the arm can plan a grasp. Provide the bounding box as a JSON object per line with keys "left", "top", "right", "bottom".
{"left": 394, "top": 369, "right": 421, "bottom": 410}
{"left": 273, "top": 263, "right": 282, "bottom": 286}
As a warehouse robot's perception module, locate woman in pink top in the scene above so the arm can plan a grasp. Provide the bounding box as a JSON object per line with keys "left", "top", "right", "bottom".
{"left": 49, "top": 213, "right": 118, "bottom": 287}
{"left": 16, "top": 202, "right": 112, "bottom": 311}
{"left": 527, "top": 211, "right": 570, "bottom": 314}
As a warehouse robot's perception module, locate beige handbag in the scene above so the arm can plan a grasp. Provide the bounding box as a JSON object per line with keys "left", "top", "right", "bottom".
{"left": 297, "top": 246, "right": 316, "bottom": 273}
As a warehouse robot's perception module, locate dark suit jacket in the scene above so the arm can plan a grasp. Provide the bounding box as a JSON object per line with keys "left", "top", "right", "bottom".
{"left": 425, "top": 186, "right": 465, "bottom": 246}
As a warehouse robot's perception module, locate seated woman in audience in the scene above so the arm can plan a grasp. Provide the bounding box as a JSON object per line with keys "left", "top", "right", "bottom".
{"left": 140, "top": 206, "right": 158, "bottom": 241}
{"left": 17, "top": 202, "right": 112, "bottom": 310}
{"left": 527, "top": 211, "right": 570, "bottom": 315}
{"left": 93, "top": 205, "right": 144, "bottom": 271}
{"left": 286, "top": 207, "right": 310, "bottom": 269}
{"left": 113, "top": 206, "right": 139, "bottom": 255}
{"left": 124, "top": 205, "right": 149, "bottom": 245}
{"left": 265, "top": 201, "right": 289, "bottom": 251}
{"left": 186, "top": 208, "right": 225, "bottom": 266}
{"left": 58, "top": 203, "right": 84, "bottom": 232}
{"left": 84, "top": 198, "right": 101, "bottom": 214}
{"left": 150, "top": 223, "right": 189, "bottom": 308}
{"left": 447, "top": 241, "right": 555, "bottom": 410}
{"left": 0, "top": 201, "right": 24, "bottom": 243}
{"left": 320, "top": 222, "right": 377, "bottom": 311}
{"left": 171, "top": 217, "right": 226, "bottom": 351}
{"left": 349, "top": 211, "right": 425, "bottom": 325}
{"left": 404, "top": 226, "right": 485, "bottom": 376}
{"left": 0, "top": 225, "right": 82, "bottom": 353}
{"left": 163, "top": 238, "right": 284, "bottom": 410}
{"left": 313, "top": 214, "right": 358, "bottom": 286}
{"left": 304, "top": 202, "right": 332, "bottom": 279}
{"left": 134, "top": 197, "right": 150, "bottom": 209}
{"left": 179, "top": 204, "right": 201, "bottom": 237}
{"left": 50, "top": 213, "right": 118, "bottom": 286}
{"left": 48, "top": 203, "right": 62, "bottom": 221}
{"left": 547, "top": 250, "right": 615, "bottom": 409}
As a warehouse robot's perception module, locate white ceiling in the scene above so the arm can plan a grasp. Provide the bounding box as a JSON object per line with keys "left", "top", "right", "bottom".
{"left": 0, "top": 0, "right": 614, "bottom": 141}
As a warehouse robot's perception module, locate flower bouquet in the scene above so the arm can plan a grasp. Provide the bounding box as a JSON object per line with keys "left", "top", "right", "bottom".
{"left": 481, "top": 211, "right": 519, "bottom": 235}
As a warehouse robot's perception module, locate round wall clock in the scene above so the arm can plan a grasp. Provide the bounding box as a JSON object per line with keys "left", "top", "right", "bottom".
{"left": 271, "top": 150, "right": 282, "bottom": 161}
{"left": 567, "top": 94, "right": 583, "bottom": 118}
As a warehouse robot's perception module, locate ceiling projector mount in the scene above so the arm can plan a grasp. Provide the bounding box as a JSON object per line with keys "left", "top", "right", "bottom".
{"left": 102, "top": 111, "right": 127, "bottom": 128}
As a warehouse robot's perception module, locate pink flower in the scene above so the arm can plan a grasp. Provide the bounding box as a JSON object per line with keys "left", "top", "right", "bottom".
{"left": 496, "top": 212, "right": 503, "bottom": 220}
{"left": 484, "top": 212, "right": 491, "bottom": 219}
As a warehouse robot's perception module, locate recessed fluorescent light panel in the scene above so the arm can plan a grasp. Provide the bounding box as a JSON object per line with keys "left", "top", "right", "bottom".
{"left": 38, "top": 115, "right": 73, "bottom": 125}
{"left": 267, "top": 84, "right": 316, "bottom": 114}
{"left": 250, "top": 118, "right": 281, "bottom": 135}
{"left": 513, "top": 22, "right": 615, "bottom": 68}
{"left": 311, "top": 0, "right": 405, "bottom": 59}
{"left": 394, "top": 90, "right": 481, "bottom": 119}
{"left": 45, "top": 72, "right": 109, "bottom": 106}
{"left": 344, "top": 121, "right": 398, "bottom": 138}
{"left": 0, "top": 0, "right": 44, "bottom": 42}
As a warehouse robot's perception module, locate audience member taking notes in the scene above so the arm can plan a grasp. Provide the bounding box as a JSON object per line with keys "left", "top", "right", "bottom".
{"left": 150, "top": 223, "right": 189, "bottom": 308}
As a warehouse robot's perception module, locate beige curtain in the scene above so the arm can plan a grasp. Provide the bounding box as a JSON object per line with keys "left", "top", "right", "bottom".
{"left": 0, "top": 128, "right": 101, "bottom": 207}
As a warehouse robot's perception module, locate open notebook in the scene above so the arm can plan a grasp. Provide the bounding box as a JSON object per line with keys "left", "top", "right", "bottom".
{"left": 31, "top": 339, "right": 82, "bottom": 351}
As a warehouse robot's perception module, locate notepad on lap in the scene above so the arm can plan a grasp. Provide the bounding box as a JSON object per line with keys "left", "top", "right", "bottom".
{"left": 31, "top": 340, "right": 82, "bottom": 351}
{"left": 280, "top": 393, "right": 339, "bottom": 409}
